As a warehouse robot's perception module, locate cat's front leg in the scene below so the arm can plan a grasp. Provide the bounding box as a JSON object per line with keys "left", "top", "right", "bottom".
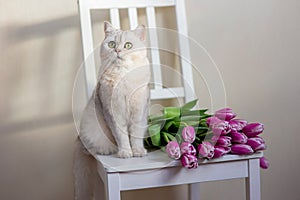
{"left": 115, "top": 134, "right": 133, "bottom": 158}
{"left": 128, "top": 87, "right": 149, "bottom": 157}
{"left": 111, "top": 121, "right": 133, "bottom": 158}
{"left": 102, "top": 107, "right": 133, "bottom": 158}
{"left": 129, "top": 123, "right": 148, "bottom": 157}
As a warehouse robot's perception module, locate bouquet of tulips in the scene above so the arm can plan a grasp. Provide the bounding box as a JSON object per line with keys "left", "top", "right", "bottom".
{"left": 145, "top": 100, "right": 269, "bottom": 169}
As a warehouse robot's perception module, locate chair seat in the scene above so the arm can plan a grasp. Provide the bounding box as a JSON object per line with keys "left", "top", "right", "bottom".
{"left": 96, "top": 150, "right": 263, "bottom": 173}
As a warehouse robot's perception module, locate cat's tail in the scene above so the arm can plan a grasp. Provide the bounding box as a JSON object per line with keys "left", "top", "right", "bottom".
{"left": 73, "top": 138, "right": 97, "bottom": 200}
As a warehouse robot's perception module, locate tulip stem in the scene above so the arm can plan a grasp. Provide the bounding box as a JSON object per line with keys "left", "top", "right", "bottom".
{"left": 198, "top": 131, "right": 213, "bottom": 137}
{"left": 180, "top": 122, "right": 189, "bottom": 127}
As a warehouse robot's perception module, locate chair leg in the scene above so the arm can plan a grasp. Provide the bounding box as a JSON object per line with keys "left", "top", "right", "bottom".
{"left": 245, "top": 159, "right": 261, "bottom": 200}
{"left": 189, "top": 183, "right": 201, "bottom": 200}
{"left": 105, "top": 173, "right": 121, "bottom": 200}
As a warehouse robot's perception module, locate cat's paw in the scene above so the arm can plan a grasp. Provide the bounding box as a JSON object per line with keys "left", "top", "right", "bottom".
{"left": 117, "top": 149, "right": 133, "bottom": 158}
{"left": 132, "top": 147, "right": 147, "bottom": 157}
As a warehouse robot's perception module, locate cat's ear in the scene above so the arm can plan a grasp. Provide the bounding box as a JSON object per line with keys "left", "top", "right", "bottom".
{"left": 104, "top": 21, "right": 116, "bottom": 36}
{"left": 134, "top": 25, "right": 146, "bottom": 42}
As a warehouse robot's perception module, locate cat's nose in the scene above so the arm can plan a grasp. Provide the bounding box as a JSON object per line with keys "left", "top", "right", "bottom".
{"left": 115, "top": 49, "right": 121, "bottom": 53}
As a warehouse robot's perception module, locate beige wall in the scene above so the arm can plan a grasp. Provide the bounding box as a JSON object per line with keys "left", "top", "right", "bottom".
{"left": 1, "top": 0, "right": 300, "bottom": 200}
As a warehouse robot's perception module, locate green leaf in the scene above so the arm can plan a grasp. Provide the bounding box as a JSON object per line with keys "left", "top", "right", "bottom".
{"left": 181, "top": 99, "right": 198, "bottom": 111}
{"left": 175, "top": 133, "right": 183, "bottom": 144}
{"left": 181, "top": 110, "right": 200, "bottom": 116}
{"left": 162, "top": 132, "right": 170, "bottom": 143}
{"left": 186, "top": 121, "right": 201, "bottom": 126}
{"left": 199, "top": 120, "right": 209, "bottom": 127}
{"left": 148, "top": 114, "right": 164, "bottom": 122}
{"left": 196, "top": 127, "right": 209, "bottom": 131}
{"left": 164, "top": 121, "right": 175, "bottom": 131}
{"left": 145, "top": 100, "right": 211, "bottom": 149}
{"left": 179, "top": 115, "right": 202, "bottom": 122}
{"left": 149, "top": 116, "right": 176, "bottom": 125}
{"left": 148, "top": 124, "right": 161, "bottom": 146}
{"left": 144, "top": 137, "right": 152, "bottom": 147}
{"left": 163, "top": 120, "right": 180, "bottom": 133}
{"left": 165, "top": 132, "right": 176, "bottom": 141}
{"left": 199, "top": 109, "right": 209, "bottom": 115}
{"left": 164, "top": 107, "right": 181, "bottom": 118}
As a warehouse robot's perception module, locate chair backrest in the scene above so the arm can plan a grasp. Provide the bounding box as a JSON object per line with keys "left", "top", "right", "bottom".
{"left": 78, "top": 0, "right": 195, "bottom": 103}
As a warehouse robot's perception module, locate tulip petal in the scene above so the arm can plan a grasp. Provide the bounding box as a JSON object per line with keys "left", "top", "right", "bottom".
{"left": 215, "top": 108, "right": 237, "bottom": 121}
{"left": 198, "top": 141, "right": 215, "bottom": 159}
{"left": 242, "top": 123, "right": 264, "bottom": 137}
{"left": 260, "top": 157, "right": 269, "bottom": 169}
{"left": 206, "top": 116, "right": 222, "bottom": 126}
{"left": 213, "top": 146, "right": 227, "bottom": 158}
{"left": 231, "top": 144, "right": 254, "bottom": 155}
{"left": 180, "top": 142, "right": 196, "bottom": 156}
{"left": 229, "top": 119, "right": 248, "bottom": 131}
{"left": 181, "top": 154, "right": 198, "bottom": 169}
{"left": 182, "top": 126, "right": 196, "bottom": 143}
{"left": 230, "top": 132, "right": 248, "bottom": 144}
{"left": 166, "top": 141, "right": 181, "bottom": 159}
{"left": 216, "top": 136, "right": 232, "bottom": 147}
{"left": 246, "top": 137, "right": 266, "bottom": 151}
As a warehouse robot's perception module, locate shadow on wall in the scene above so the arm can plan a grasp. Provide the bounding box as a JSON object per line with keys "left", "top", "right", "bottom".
{"left": 0, "top": 15, "right": 84, "bottom": 135}
{"left": 0, "top": 7, "right": 184, "bottom": 135}
{"left": 0, "top": 13, "right": 89, "bottom": 200}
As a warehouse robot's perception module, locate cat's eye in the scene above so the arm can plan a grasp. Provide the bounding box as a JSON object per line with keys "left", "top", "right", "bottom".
{"left": 124, "top": 42, "right": 133, "bottom": 49}
{"left": 108, "top": 41, "right": 116, "bottom": 48}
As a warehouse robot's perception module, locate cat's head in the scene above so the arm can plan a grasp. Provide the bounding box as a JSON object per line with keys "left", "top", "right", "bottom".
{"left": 100, "top": 21, "right": 147, "bottom": 65}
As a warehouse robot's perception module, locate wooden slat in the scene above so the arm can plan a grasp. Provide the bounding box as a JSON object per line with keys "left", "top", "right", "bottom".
{"left": 110, "top": 8, "right": 120, "bottom": 29}
{"left": 175, "top": 0, "right": 195, "bottom": 103}
{"left": 78, "top": 2, "right": 97, "bottom": 98}
{"left": 128, "top": 8, "right": 138, "bottom": 30}
{"left": 189, "top": 183, "right": 201, "bottom": 200}
{"left": 150, "top": 87, "right": 185, "bottom": 100}
{"left": 246, "top": 159, "right": 261, "bottom": 200}
{"left": 119, "top": 160, "right": 249, "bottom": 190}
{"left": 106, "top": 173, "right": 121, "bottom": 200}
{"left": 146, "top": 7, "right": 163, "bottom": 90}
{"left": 80, "top": 0, "right": 175, "bottom": 9}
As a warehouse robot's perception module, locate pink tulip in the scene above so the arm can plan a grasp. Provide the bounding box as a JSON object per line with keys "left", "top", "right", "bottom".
{"left": 212, "top": 121, "right": 232, "bottom": 135}
{"left": 215, "top": 108, "right": 237, "bottom": 121}
{"left": 207, "top": 116, "right": 232, "bottom": 135}
{"left": 182, "top": 126, "right": 196, "bottom": 143}
{"left": 253, "top": 136, "right": 265, "bottom": 143}
{"left": 223, "top": 146, "right": 231, "bottom": 154}
{"left": 198, "top": 141, "right": 215, "bottom": 159}
{"left": 231, "top": 144, "right": 254, "bottom": 155}
{"left": 180, "top": 142, "right": 196, "bottom": 156}
{"left": 230, "top": 132, "right": 248, "bottom": 144}
{"left": 229, "top": 119, "right": 248, "bottom": 131}
{"left": 181, "top": 154, "right": 198, "bottom": 169}
{"left": 206, "top": 116, "right": 222, "bottom": 126}
{"left": 166, "top": 141, "right": 181, "bottom": 159}
{"left": 246, "top": 137, "right": 266, "bottom": 151}
{"left": 211, "top": 135, "right": 219, "bottom": 143}
{"left": 260, "top": 157, "right": 269, "bottom": 169}
{"left": 213, "top": 146, "right": 227, "bottom": 158}
{"left": 242, "top": 123, "right": 264, "bottom": 137}
{"left": 217, "top": 135, "right": 232, "bottom": 147}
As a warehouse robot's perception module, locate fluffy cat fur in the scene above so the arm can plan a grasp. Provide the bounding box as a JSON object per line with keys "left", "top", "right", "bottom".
{"left": 74, "top": 22, "right": 150, "bottom": 200}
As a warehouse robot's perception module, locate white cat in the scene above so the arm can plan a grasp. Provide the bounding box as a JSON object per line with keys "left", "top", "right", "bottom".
{"left": 73, "top": 22, "right": 150, "bottom": 200}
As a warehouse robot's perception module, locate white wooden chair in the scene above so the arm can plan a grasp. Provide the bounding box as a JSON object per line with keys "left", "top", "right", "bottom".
{"left": 77, "top": 0, "right": 263, "bottom": 200}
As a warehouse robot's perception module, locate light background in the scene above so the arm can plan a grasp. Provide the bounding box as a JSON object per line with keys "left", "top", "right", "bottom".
{"left": 1, "top": 0, "right": 299, "bottom": 200}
